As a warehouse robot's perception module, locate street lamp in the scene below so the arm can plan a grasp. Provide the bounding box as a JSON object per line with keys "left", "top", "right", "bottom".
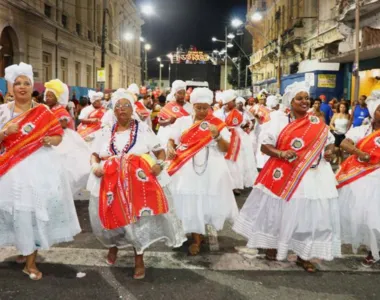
{"left": 140, "top": 37, "right": 145, "bottom": 42}
{"left": 251, "top": 12, "right": 263, "bottom": 22}
{"left": 141, "top": 4, "right": 154, "bottom": 16}
{"left": 227, "top": 43, "right": 234, "bottom": 48}
{"left": 159, "top": 63, "right": 164, "bottom": 89}
{"left": 144, "top": 43, "right": 151, "bottom": 51}
{"left": 124, "top": 32, "right": 134, "bottom": 41}
{"left": 211, "top": 37, "right": 217, "bottom": 42}
{"left": 143, "top": 43, "right": 152, "bottom": 85}
{"left": 211, "top": 28, "right": 229, "bottom": 89}
{"left": 231, "top": 18, "right": 243, "bottom": 28}
{"left": 157, "top": 57, "right": 161, "bottom": 62}
{"left": 227, "top": 33, "right": 235, "bottom": 39}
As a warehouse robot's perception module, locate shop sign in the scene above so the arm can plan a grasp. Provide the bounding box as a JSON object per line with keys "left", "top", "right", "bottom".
{"left": 318, "top": 74, "right": 336, "bottom": 88}
{"left": 97, "top": 68, "right": 106, "bottom": 82}
{"left": 305, "top": 73, "right": 315, "bottom": 86}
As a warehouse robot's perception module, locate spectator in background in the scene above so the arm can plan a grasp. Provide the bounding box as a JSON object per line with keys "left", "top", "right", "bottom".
{"left": 329, "top": 98, "right": 339, "bottom": 114}
{"left": 31, "top": 90, "right": 40, "bottom": 103}
{"left": 310, "top": 98, "right": 325, "bottom": 122}
{"left": 4, "top": 92, "right": 14, "bottom": 103}
{"left": 350, "top": 95, "right": 370, "bottom": 128}
{"left": 320, "top": 94, "right": 333, "bottom": 125}
{"left": 330, "top": 101, "right": 350, "bottom": 164}
{"left": 67, "top": 99, "right": 76, "bottom": 120}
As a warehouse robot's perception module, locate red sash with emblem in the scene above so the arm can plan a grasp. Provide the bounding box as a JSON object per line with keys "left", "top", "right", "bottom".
{"left": 99, "top": 154, "right": 169, "bottom": 230}
{"left": 224, "top": 109, "right": 242, "bottom": 162}
{"left": 51, "top": 104, "right": 75, "bottom": 130}
{"left": 158, "top": 102, "right": 189, "bottom": 121}
{"left": 336, "top": 129, "right": 380, "bottom": 188}
{"left": 167, "top": 115, "right": 226, "bottom": 176}
{"left": 0, "top": 105, "right": 63, "bottom": 177}
{"left": 255, "top": 115, "right": 328, "bottom": 201}
{"left": 250, "top": 105, "right": 271, "bottom": 125}
{"left": 77, "top": 107, "right": 106, "bottom": 138}
{"left": 135, "top": 101, "right": 151, "bottom": 119}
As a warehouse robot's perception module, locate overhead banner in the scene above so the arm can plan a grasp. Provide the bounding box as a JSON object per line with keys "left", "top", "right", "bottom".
{"left": 180, "top": 51, "right": 210, "bottom": 63}
{"left": 318, "top": 74, "right": 336, "bottom": 88}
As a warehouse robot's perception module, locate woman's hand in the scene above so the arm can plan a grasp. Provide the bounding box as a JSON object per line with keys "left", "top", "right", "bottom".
{"left": 208, "top": 124, "right": 219, "bottom": 139}
{"left": 167, "top": 146, "right": 176, "bottom": 160}
{"left": 357, "top": 151, "right": 370, "bottom": 163}
{"left": 92, "top": 163, "right": 104, "bottom": 178}
{"left": 324, "top": 149, "right": 334, "bottom": 162}
{"left": 5, "top": 123, "right": 19, "bottom": 136}
{"left": 42, "top": 136, "right": 52, "bottom": 147}
{"left": 151, "top": 164, "right": 162, "bottom": 177}
{"left": 279, "top": 150, "right": 298, "bottom": 160}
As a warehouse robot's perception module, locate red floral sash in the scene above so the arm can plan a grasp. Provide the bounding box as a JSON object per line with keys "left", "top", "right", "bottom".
{"left": 99, "top": 154, "right": 169, "bottom": 230}
{"left": 51, "top": 104, "right": 75, "bottom": 130}
{"left": 77, "top": 107, "right": 106, "bottom": 138}
{"left": 135, "top": 101, "right": 151, "bottom": 119}
{"left": 0, "top": 105, "right": 63, "bottom": 176}
{"left": 158, "top": 102, "right": 189, "bottom": 120}
{"left": 167, "top": 115, "right": 226, "bottom": 176}
{"left": 336, "top": 129, "right": 380, "bottom": 188}
{"left": 255, "top": 115, "right": 328, "bottom": 201}
{"left": 250, "top": 105, "right": 271, "bottom": 125}
{"left": 224, "top": 109, "right": 242, "bottom": 162}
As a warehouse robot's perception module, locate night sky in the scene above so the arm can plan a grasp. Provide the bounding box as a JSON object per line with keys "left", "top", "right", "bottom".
{"left": 136, "top": 0, "right": 247, "bottom": 78}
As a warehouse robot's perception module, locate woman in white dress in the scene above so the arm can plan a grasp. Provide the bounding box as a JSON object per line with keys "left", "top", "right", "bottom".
{"left": 88, "top": 90, "right": 185, "bottom": 279}
{"left": 44, "top": 79, "right": 92, "bottom": 195}
{"left": 167, "top": 88, "right": 238, "bottom": 256}
{"left": 233, "top": 82, "right": 341, "bottom": 272}
{"left": 337, "top": 96, "right": 380, "bottom": 267}
{"left": 0, "top": 63, "right": 81, "bottom": 280}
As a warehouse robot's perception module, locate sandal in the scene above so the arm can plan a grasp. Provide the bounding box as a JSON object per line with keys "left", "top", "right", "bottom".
{"left": 361, "top": 253, "right": 377, "bottom": 268}
{"left": 106, "top": 248, "right": 118, "bottom": 265}
{"left": 133, "top": 266, "right": 145, "bottom": 280}
{"left": 188, "top": 243, "right": 201, "bottom": 256}
{"left": 296, "top": 257, "right": 317, "bottom": 273}
{"left": 23, "top": 268, "right": 43, "bottom": 281}
{"left": 265, "top": 249, "right": 277, "bottom": 261}
{"left": 16, "top": 255, "right": 27, "bottom": 264}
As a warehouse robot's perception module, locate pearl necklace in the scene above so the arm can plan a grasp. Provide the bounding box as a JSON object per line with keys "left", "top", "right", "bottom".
{"left": 109, "top": 119, "right": 139, "bottom": 155}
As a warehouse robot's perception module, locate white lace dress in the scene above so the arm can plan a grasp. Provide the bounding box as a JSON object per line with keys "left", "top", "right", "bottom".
{"left": 338, "top": 125, "right": 380, "bottom": 260}
{"left": 169, "top": 116, "right": 239, "bottom": 235}
{"left": 87, "top": 120, "right": 186, "bottom": 254}
{"left": 233, "top": 115, "right": 342, "bottom": 261}
{"left": 0, "top": 104, "right": 81, "bottom": 255}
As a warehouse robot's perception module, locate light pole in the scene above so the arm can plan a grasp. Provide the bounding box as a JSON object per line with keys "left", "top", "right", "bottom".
{"left": 167, "top": 53, "right": 173, "bottom": 86}
{"left": 159, "top": 64, "right": 164, "bottom": 89}
{"left": 144, "top": 43, "right": 151, "bottom": 85}
{"left": 212, "top": 27, "right": 233, "bottom": 90}
{"left": 353, "top": 0, "right": 360, "bottom": 105}
{"left": 157, "top": 57, "right": 162, "bottom": 89}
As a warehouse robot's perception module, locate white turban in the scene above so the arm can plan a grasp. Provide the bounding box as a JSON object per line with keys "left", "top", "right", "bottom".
{"left": 172, "top": 80, "right": 186, "bottom": 93}
{"left": 111, "top": 89, "right": 135, "bottom": 110}
{"left": 282, "top": 81, "right": 310, "bottom": 108}
{"left": 221, "top": 89, "right": 237, "bottom": 105}
{"left": 166, "top": 92, "right": 175, "bottom": 102}
{"left": 236, "top": 96, "right": 246, "bottom": 105}
{"left": 127, "top": 83, "right": 139, "bottom": 95}
{"left": 215, "top": 91, "right": 223, "bottom": 102}
{"left": 190, "top": 88, "right": 213, "bottom": 105}
{"left": 44, "top": 79, "right": 69, "bottom": 107}
{"left": 367, "top": 90, "right": 380, "bottom": 119}
{"left": 266, "top": 95, "right": 279, "bottom": 109}
{"left": 88, "top": 90, "right": 104, "bottom": 103}
{"left": 5, "top": 62, "right": 34, "bottom": 85}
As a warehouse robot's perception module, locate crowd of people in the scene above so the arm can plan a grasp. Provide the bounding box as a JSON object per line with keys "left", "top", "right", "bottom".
{"left": 0, "top": 62, "right": 380, "bottom": 281}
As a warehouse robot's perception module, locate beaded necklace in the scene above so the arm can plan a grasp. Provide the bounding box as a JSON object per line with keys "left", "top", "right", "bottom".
{"left": 109, "top": 119, "right": 139, "bottom": 155}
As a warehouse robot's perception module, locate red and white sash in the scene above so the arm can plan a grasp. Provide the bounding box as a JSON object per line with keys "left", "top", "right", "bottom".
{"left": 224, "top": 109, "right": 242, "bottom": 162}
{"left": 77, "top": 107, "right": 106, "bottom": 138}
{"left": 51, "top": 104, "right": 75, "bottom": 130}
{"left": 158, "top": 102, "right": 189, "bottom": 121}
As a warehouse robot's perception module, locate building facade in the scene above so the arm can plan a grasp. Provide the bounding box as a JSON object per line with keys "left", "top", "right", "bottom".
{"left": 0, "top": 0, "right": 142, "bottom": 95}
{"left": 246, "top": 0, "right": 380, "bottom": 101}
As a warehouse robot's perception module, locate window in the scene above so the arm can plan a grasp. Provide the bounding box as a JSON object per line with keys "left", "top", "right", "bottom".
{"left": 42, "top": 52, "right": 52, "bottom": 82}
{"left": 108, "top": 64, "right": 113, "bottom": 89}
{"left": 76, "top": 23, "right": 81, "bottom": 35}
{"left": 86, "top": 65, "right": 92, "bottom": 87}
{"left": 44, "top": 4, "right": 51, "bottom": 18}
{"left": 75, "top": 62, "right": 81, "bottom": 86}
{"left": 88, "top": 30, "right": 92, "bottom": 41}
{"left": 60, "top": 57, "right": 68, "bottom": 83}
{"left": 62, "top": 14, "right": 67, "bottom": 28}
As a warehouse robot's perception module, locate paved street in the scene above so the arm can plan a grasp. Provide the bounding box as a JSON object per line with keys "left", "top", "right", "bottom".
{"left": 1, "top": 190, "right": 380, "bottom": 300}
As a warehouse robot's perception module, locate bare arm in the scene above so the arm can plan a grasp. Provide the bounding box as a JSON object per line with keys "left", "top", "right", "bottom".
{"left": 330, "top": 114, "right": 336, "bottom": 131}
{"left": 341, "top": 138, "right": 370, "bottom": 162}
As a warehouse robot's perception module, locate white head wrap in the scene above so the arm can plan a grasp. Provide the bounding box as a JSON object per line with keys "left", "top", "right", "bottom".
{"left": 44, "top": 79, "right": 69, "bottom": 107}
{"left": 282, "top": 81, "right": 310, "bottom": 109}
{"left": 127, "top": 83, "right": 139, "bottom": 95}
{"left": 172, "top": 80, "right": 186, "bottom": 93}
{"left": 88, "top": 90, "right": 104, "bottom": 103}
{"left": 215, "top": 91, "right": 223, "bottom": 102}
{"left": 222, "top": 89, "right": 237, "bottom": 105}
{"left": 236, "top": 96, "right": 246, "bottom": 105}
{"left": 266, "top": 95, "right": 279, "bottom": 109}
{"left": 5, "top": 62, "right": 34, "bottom": 85}
{"left": 111, "top": 89, "right": 135, "bottom": 110}
{"left": 367, "top": 90, "right": 380, "bottom": 119}
{"left": 190, "top": 88, "right": 213, "bottom": 105}
{"left": 166, "top": 92, "right": 175, "bottom": 102}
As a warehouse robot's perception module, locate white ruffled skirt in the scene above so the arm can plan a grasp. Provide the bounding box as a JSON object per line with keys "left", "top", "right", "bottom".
{"left": 54, "top": 129, "right": 92, "bottom": 195}
{"left": 237, "top": 128, "right": 258, "bottom": 187}
{"left": 0, "top": 147, "right": 81, "bottom": 255}
{"left": 88, "top": 170, "right": 186, "bottom": 254}
{"left": 339, "top": 168, "right": 380, "bottom": 260}
{"left": 233, "top": 161, "right": 342, "bottom": 261}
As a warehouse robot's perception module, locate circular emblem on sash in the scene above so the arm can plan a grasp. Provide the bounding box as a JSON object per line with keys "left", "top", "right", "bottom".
{"left": 375, "top": 137, "right": 380, "bottom": 147}
{"left": 22, "top": 122, "right": 35, "bottom": 135}
{"left": 136, "top": 168, "right": 149, "bottom": 182}
{"left": 272, "top": 168, "right": 284, "bottom": 181}
{"left": 200, "top": 121, "right": 209, "bottom": 131}
{"left": 106, "top": 192, "right": 114, "bottom": 206}
{"left": 172, "top": 106, "right": 180, "bottom": 113}
{"left": 232, "top": 117, "right": 239, "bottom": 125}
{"left": 309, "top": 115, "right": 320, "bottom": 124}
{"left": 140, "top": 207, "right": 153, "bottom": 217}
{"left": 291, "top": 138, "right": 304, "bottom": 151}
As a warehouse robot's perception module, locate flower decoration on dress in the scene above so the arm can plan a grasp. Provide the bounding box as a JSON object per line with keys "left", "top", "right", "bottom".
{"left": 21, "top": 122, "right": 35, "bottom": 135}
{"left": 309, "top": 115, "right": 320, "bottom": 124}
{"left": 136, "top": 168, "right": 149, "bottom": 182}
{"left": 272, "top": 168, "right": 284, "bottom": 181}
{"left": 106, "top": 192, "right": 114, "bottom": 206}
{"left": 290, "top": 137, "right": 305, "bottom": 151}
{"left": 232, "top": 117, "right": 239, "bottom": 126}
{"left": 139, "top": 207, "right": 153, "bottom": 217}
